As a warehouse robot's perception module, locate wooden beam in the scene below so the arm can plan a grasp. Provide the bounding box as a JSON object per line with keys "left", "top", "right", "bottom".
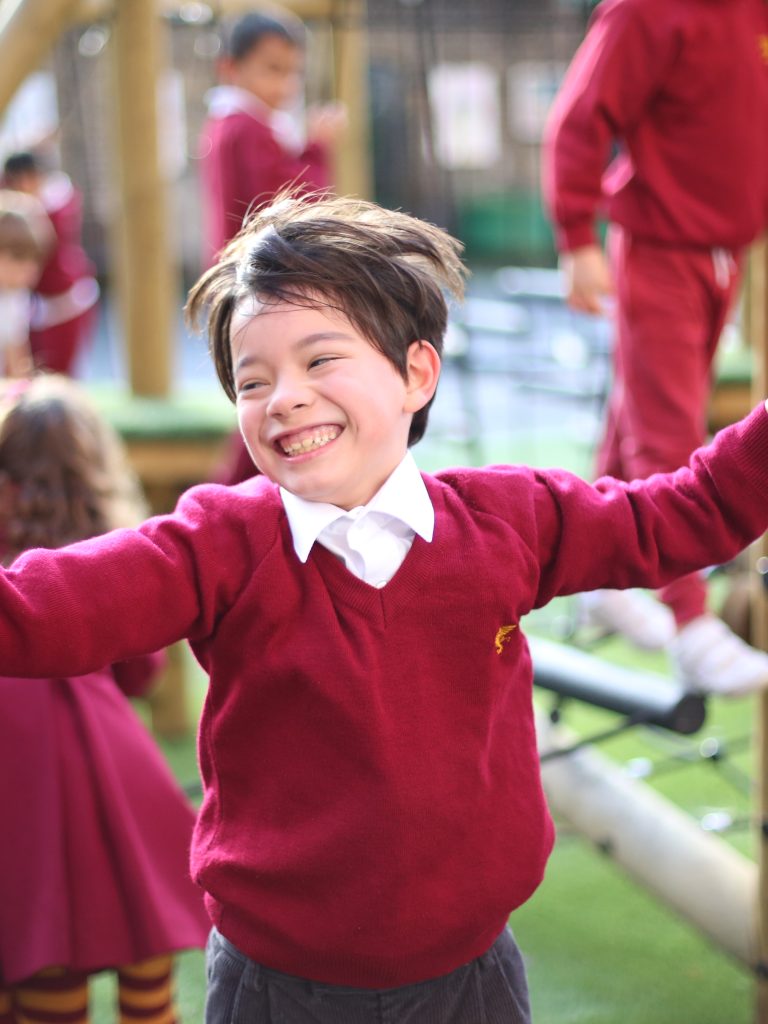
{"left": 71, "top": 1, "right": 336, "bottom": 23}
{"left": 330, "top": 0, "right": 372, "bottom": 198}
{"left": 190, "top": 0, "right": 335, "bottom": 17}
{"left": 109, "top": 0, "right": 174, "bottom": 397}
{"left": 539, "top": 713, "right": 758, "bottom": 966}
{"left": 0, "top": 0, "right": 83, "bottom": 114}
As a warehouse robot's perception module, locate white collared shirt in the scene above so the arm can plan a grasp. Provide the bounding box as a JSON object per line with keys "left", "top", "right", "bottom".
{"left": 280, "top": 453, "right": 434, "bottom": 587}
{"left": 204, "top": 85, "right": 304, "bottom": 153}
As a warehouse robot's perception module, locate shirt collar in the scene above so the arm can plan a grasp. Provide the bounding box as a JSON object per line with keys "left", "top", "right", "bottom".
{"left": 280, "top": 452, "right": 434, "bottom": 563}
{"left": 205, "top": 85, "right": 272, "bottom": 122}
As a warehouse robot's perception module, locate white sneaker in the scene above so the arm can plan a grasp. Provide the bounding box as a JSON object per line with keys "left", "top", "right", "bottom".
{"left": 669, "top": 614, "right": 768, "bottom": 697}
{"left": 579, "top": 589, "right": 675, "bottom": 650}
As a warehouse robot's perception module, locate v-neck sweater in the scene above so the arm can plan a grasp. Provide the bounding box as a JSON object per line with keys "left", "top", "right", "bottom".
{"left": 3, "top": 404, "right": 768, "bottom": 987}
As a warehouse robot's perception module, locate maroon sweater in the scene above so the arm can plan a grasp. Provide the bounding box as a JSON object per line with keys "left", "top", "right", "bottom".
{"left": 2, "top": 406, "right": 768, "bottom": 986}
{"left": 199, "top": 108, "right": 330, "bottom": 263}
{"left": 542, "top": 0, "right": 768, "bottom": 251}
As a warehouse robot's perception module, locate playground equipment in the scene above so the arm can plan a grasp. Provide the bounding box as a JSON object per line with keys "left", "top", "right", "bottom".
{"left": 531, "top": 635, "right": 759, "bottom": 967}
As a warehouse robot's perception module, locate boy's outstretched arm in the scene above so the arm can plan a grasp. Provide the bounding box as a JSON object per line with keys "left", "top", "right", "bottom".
{"left": 529, "top": 403, "right": 768, "bottom": 608}
{"left": 0, "top": 486, "right": 250, "bottom": 679}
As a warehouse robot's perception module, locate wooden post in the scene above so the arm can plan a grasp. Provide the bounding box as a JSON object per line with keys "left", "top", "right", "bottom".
{"left": 748, "top": 239, "right": 768, "bottom": 1021}
{"left": 110, "top": 0, "right": 174, "bottom": 397}
{"left": 330, "top": 0, "right": 372, "bottom": 198}
{"left": 109, "top": 0, "right": 188, "bottom": 735}
{"left": 0, "top": 0, "right": 83, "bottom": 115}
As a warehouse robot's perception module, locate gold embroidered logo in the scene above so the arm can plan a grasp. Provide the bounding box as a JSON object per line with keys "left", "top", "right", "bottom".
{"left": 494, "top": 624, "right": 517, "bottom": 654}
{"left": 760, "top": 34, "right": 768, "bottom": 64}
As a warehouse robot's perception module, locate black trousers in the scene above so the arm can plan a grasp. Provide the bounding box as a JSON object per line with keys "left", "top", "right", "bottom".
{"left": 205, "top": 926, "right": 532, "bottom": 1024}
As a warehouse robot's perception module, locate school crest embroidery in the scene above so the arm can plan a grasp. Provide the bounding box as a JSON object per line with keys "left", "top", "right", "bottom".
{"left": 494, "top": 624, "right": 517, "bottom": 654}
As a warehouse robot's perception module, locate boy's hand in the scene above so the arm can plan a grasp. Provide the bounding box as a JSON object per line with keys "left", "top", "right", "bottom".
{"left": 307, "top": 102, "right": 348, "bottom": 148}
{"left": 560, "top": 245, "right": 614, "bottom": 315}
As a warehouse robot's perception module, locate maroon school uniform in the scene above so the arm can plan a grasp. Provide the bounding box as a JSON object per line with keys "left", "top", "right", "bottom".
{"left": 29, "top": 173, "right": 99, "bottom": 375}
{"left": 0, "top": 406, "right": 767, "bottom": 986}
{"left": 199, "top": 86, "right": 331, "bottom": 266}
{"left": 0, "top": 653, "right": 209, "bottom": 984}
{"left": 542, "top": 0, "right": 768, "bottom": 624}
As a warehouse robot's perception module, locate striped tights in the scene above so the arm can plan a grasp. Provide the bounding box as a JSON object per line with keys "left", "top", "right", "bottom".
{"left": 0, "top": 955, "right": 178, "bottom": 1024}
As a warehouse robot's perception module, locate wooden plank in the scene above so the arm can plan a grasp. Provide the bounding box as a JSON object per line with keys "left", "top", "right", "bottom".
{"left": 539, "top": 713, "right": 758, "bottom": 967}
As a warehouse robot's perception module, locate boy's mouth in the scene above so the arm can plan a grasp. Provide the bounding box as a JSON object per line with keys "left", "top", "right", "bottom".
{"left": 276, "top": 425, "right": 342, "bottom": 456}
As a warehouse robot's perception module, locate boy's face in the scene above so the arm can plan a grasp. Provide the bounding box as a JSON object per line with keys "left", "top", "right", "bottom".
{"left": 230, "top": 299, "right": 439, "bottom": 509}
{"left": 0, "top": 251, "right": 39, "bottom": 290}
{"left": 225, "top": 34, "right": 303, "bottom": 110}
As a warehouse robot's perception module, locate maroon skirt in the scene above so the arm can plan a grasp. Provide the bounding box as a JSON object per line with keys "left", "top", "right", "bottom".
{"left": 0, "top": 668, "right": 210, "bottom": 984}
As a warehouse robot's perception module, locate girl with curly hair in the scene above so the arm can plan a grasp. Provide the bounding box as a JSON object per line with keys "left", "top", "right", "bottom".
{"left": 0, "top": 376, "right": 209, "bottom": 1024}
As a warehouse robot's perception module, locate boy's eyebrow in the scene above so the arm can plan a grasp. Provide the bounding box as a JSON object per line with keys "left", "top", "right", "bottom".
{"left": 233, "top": 331, "right": 356, "bottom": 372}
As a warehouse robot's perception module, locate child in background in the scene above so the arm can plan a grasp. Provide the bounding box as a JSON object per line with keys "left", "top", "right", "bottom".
{"left": 0, "top": 189, "right": 51, "bottom": 378}
{"left": 541, "top": 0, "right": 768, "bottom": 692}
{"left": 3, "top": 151, "right": 100, "bottom": 376}
{"left": 0, "top": 376, "right": 209, "bottom": 1024}
{"left": 2, "top": 194, "right": 768, "bottom": 1021}
{"left": 200, "top": 7, "right": 347, "bottom": 485}
{"left": 199, "top": 8, "right": 347, "bottom": 266}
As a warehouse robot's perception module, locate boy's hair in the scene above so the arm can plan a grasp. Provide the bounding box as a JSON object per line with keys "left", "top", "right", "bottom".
{"left": 0, "top": 189, "right": 50, "bottom": 262}
{"left": 186, "top": 192, "right": 467, "bottom": 446}
{"left": 0, "top": 375, "right": 147, "bottom": 560}
{"left": 220, "top": 8, "right": 305, "bottom": 61}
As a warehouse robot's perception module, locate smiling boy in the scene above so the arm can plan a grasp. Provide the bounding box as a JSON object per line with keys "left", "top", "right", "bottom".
{"left": 2, "top": 194, "right": 768, "bottom": 1022}
{"left": 230, "top": 298, "right": 438, "bottom": 509}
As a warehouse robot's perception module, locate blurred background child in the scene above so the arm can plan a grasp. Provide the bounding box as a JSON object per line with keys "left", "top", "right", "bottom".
{"left": 199, "top": 6, "right": 347, "bottom": 485}
{"left": 0, "top": 375, "right": 209, "bottom": 1024}
{"left": 199, "top": 7, "right": 347, "bottom": 266}
{"left": 542, "top": 0, "right": 768, "bottom": 694}
{"left": 2, "top": 151, "right": 100, "bottom": 376}
{"left": 0, "top": 190, "right": 51, "bottom": 379}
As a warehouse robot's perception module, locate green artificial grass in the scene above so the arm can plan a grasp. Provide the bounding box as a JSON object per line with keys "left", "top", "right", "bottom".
{"left": 87, "top": 384, "right": 236, "bottom": 440}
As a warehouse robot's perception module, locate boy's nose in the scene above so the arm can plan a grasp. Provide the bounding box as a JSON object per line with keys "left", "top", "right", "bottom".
{"left": 266, "top": 377, "right": 312, "bottom": 417}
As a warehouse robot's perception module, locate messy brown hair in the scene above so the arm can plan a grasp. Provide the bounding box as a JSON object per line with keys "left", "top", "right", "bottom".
{"left": 0, "top": 189, "right": 51, "bottom": 262}
{"left": 185, "top": 192, "right": 467, "bottom": 445}
{"left": 0, "top": 376, "right": 148, "bottom": 562}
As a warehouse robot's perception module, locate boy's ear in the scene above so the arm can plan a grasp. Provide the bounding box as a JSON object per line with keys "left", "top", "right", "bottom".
{"left": 403, "top": 340, "right": 441, "bottom": 413}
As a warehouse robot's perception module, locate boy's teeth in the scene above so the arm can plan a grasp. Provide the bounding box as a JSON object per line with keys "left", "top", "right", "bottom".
{"left": 281, "top": 430, "right": 338, "bottom": 455}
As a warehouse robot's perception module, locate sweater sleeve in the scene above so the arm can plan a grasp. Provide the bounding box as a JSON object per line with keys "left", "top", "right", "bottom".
{"left": 541, "top": 0, "right": 679, "bottom": 251}
{"left": 0, "top": 486, "right": 252, "bottom": 679}
{"left": 530, "top": 403, "right": 768, "bottom": 606}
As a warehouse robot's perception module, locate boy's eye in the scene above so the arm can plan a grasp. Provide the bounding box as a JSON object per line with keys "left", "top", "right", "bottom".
{"left": 309, "top": 356, "right": 337, "bottom": 369}
{"left": 237, "top": 380, "right": 266, "bottom": 394}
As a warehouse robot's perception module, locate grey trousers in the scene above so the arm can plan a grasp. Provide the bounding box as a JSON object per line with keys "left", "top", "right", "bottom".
{"left": 205, "top": 926, "right": 532, "bottom": 1024}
